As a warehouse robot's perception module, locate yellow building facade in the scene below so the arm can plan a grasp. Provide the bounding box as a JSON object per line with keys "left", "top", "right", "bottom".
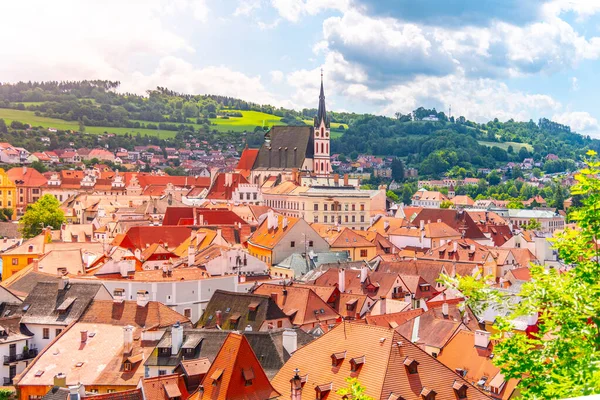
{"left": 0, "top": 169, "right": 17, "bottom": 220}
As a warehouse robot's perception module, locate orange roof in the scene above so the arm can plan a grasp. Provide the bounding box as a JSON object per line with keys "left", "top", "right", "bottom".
{"left": 271, "top": 322, "right": 490, "bottom": 400}
{"left": 248, "top": 213, "right": 300, "bottom": 249}
{"left": 368, "top": 216, "right": 410, "bottom": 237}
{"left": 437, "top": 330, "right": 519, "bottom": 400}
{"left": 236, "top": 148, "right": 259, "bottom": 171}
{"left": 205, "top": 173, "right": 249, "bottom": 200}
{"left": 450, "top": 195, "right": 475, "bottom": 206}
{"left": 7, "top": 167, "right": 48, "bottom": 187}
{"left": 467, "top": 211, "right": 507, "bottom": 225}
{"left": 79, "top": 300, "right": 190, "bottom": 328}
{"left": 365, "top": 309, "right": 424, "bottom": 328}
{"left": 200, "top": 333, "right": 280, "bottom": 400}
{"left": 329, "top": 228, "right": 375, "bottom": 248}
{"left": 253, "top": 283, "right": 339, "bottom": 327}
{"left": 507, "top": 266, "right": 532, "bottom": 281}
{"left": 141, "top": 374, "right": 190, "bottom": 400}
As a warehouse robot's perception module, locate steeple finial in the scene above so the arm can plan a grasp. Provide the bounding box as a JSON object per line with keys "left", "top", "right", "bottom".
{"left": 315, "top": 69, "right": 329, "bottom": 128}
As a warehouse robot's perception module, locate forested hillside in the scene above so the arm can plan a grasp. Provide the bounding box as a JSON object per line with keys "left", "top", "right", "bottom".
{"left": 0, "top": 80, "right": 597, "bottom": 178}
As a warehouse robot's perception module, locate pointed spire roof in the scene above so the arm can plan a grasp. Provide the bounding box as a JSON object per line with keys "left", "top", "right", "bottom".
{"left": 315, "top": 70, "right": 329, "bottom": 128}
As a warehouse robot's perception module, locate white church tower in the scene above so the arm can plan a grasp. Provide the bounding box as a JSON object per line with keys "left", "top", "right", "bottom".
{"left": 313, "top": 71, "right": 331, "bottom": 176}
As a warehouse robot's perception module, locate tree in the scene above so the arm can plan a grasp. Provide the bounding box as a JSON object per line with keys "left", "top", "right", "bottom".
{"left": 78, "top": 118, "right": 85, "bottom": 133}
{"left": 487, "top": 171, "right": 501, "bottom": 185}
{"left": 19, "top": 195, "right": 65, "bottom": 239}
{"left": 523, "top": 218, "right": 542, "bottom": 230}
{"left": 391, "top": 158, "right": 405, "bottom": 182}
{"left": 386, "top": 190, "right": 399, "bottom": 202}
{"left": 30, "top": 161, "right": 47, "bottom": 173}
{"left": 336, "top": 377, "right": 374, "bottom": 400}
{"left": 440, "top": 200, "right": 454, "bottom": 209}
{"left": 0, "top": 119, "right": 7, "bottom": 133}
{"left": 443, "top": 151, "right": 600, "bottom": 399}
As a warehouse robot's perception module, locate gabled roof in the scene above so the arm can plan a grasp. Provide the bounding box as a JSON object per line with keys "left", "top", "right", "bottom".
{"left": 247, "top": 214, "right": 301, "bottom": 250}
{"left": 271, "top": 322, "right": 490, "bottom": 400}
{"left": 396, "top": 309, "right": 467, "bottom": 350}
{"left": 438, "top": 330, "right": 519, "bottom": 400}
{"left": 7, "top": 167, "right": 48, "bottom": 187}
{"left": 411, "top": 209, "right": 486, "bottom": 240}
{"left": 199, "top": 333, "right": 280, "bottom": 400}
{"left": 205, "top": 173, "right": 249, "bottom": 200}
{"left": 162, "top": 208, "right": 247, "bottom": 227}
{"left": 236, "top": 148, "right": 259, "bottom": 171}
{"left": 116, "top": 226, "right": 192, "bottom": 251}
{"left": 253, "top": 284, "right": 339, "bottom": 327}
{"left": 253, "top": 126, "right": 314, "bottom": 170}
{"left": 79, "top": 300, "right": 190, "bottom": 329}
{"left": 364, "top": 309, "right": 424, "bottom": 329}
{"left": 329, "top": 228, "right": 375, "bottom": 248}
{"left": 196, "top": 290, "right": 288, "bottom": 331}
{"left": 140, "top": 374, "right": 190, "bottom": 400}
{"left": 20, "top": 281, "right": 105, "bottom": 325}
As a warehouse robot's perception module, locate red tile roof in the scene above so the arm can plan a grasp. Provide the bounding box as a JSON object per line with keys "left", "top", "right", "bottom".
{"left": 206, "top": 173, "right": 249, "bottom": 200}
{"left": 236, "top": 148, "right": 259, "bottom": 171}
{"left": 200, "top": 333, "right": 280, "bottom": 400}
{"left": 7, "top": 167, "right": 48, "bottom": 187}
{"left": 141, "top": 374, "right": 190, "bottom": 400}
{"left": 116, "top": 226, "right": 193, "bottom": 251}
{"left": 163, "top": 208, "right": 248, "bottom": 227}
{"left": 79, "top": 300, "right": 190, "bottom": 328}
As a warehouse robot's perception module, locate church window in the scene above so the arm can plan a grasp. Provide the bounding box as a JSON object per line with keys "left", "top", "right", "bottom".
{"left": 321, "top": 127, "right": 324, "bottom": 136}
{"left": 321, "top": 162, "right": 324, "bottom": 171}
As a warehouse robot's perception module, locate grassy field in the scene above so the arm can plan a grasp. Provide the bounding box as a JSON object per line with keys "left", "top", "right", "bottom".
{"left": 0, "top": 109, "right": 177, "bottom": 138}
{"left": 0, "top": 107, "right": 347, "bottom": 138}
{"left": 478, "top": 140, "right": 533, "bottom": 152}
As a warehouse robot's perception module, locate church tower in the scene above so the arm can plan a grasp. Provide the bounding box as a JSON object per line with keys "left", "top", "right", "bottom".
{"left": 313, "top": 72, "right": 331, "bottom": 176}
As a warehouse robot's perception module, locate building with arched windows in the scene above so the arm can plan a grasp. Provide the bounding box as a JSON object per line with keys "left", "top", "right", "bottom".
{"left": 246, "top": 76, "right": 331, "bottom": 186}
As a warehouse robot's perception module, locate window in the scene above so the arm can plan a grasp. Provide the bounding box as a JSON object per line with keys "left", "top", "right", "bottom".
{"left": 55, "top": 329, "right": 62, "bottom": 337}
{"left": 11, "top": 258, "right": 18, "bottom": 265}
{"left": 107, "top": 390, "right": 116, "bottom": 394}
{"left": 352, "top": 216, "right": 355, "bottom": 223}
{"left": 314, "top": 204, "right": 319, "bottom": 211}
{"left": 360, "top": 204, "right": 365, "bottom": 211}
{"left": 290, "top": 241, "right": 295, "bottom": 248}
{"left": 158, "top": 370, "right": 167, "bottom": 376}
{"left": 324, "top": 216, "right": 328, "bottom": 223}
{"left": 277, "top": 320, "right": 283, "bottom": 328}
{"left": 352, "top": 204, "right": 356, "bottom": 211}
{"left": 314, "top": 215, "right": 318, "bottom": 223}
{"left": 360, "top": 250, "right": 368, "bottom": 258}
{"left": 360, "top": 216, "right": 365, "bottom": 223}
{"left": 43, "top": 328, "right": 50, "bottom": 339}
{"left": 345, "top": 216, "right": 348, "bottom": 223}
{"left": 184, "top": 308, "right": 192, "bottom": 318}
{"left": 308, "top": 241, "right": 314, "bottom": 247}
{"left": 324, "top": 204, "right": 328, "bottom": 211}
{"left": 239, "top": 193, "right": 244, "bottom": 200}
{"left": 344, "top": 204, "right": 348, "bottom": 211}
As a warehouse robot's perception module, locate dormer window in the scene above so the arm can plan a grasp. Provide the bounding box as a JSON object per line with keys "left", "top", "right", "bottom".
{"left": 349, "top": 356, "right": 365, "bottom": 372}
{"left": 315, "top": 383, "right": 332, "bottom": 400}
{"left": 404, "top": 357, "right": 419, "bottom": 374}
{"left": 345, "top": 299, "right": 357, "bottom": 311}
{"left": 331, "top": 351, "right": 346, "bottom": 367}
{"left": 452, "top": 381, "right": 468, "bottom": 399}
{"left": 242, "top": 367, "right": 254, "bottom": 386}
{"left": 124, "top": 361, "right": 132, "bottom": 372}
{"left": 420, "top": 387, "right": 436, "bottom": 400}
{"left": 210, "top": 368, "right": 224, "bottom": 386}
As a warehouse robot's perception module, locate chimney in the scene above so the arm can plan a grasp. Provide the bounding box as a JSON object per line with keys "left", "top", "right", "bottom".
{"left": 442, "top": 302, "right": 449, "bottom": 317}
{"left": 80, "top": 330, "right": 88, "bottom": 343}
{"left": 343, "top": 174, "right": 349, "bottom": 186}
{"left": 215, "top": 310, "right": 222, "bottom": 327}
{"left": 282, "top": 328, "right": 298, "bottom": 355}
{"left": 61, "top": 276, "right": 69, "bottom": 290}
{"left": 245, "top": 325, "right": 253, "bottom": 332}
{"left": 338, "top": 268, "right": 346, "bottom": 292}
{"left": 270, "top": 293, "right": 278, "bottom": 303}
{"left": 53, "top": 373, "right": 67, "bottom": 388}
{"left": 33, "top": 258, "right": 39, "bottom": 271}
{"left": 420, "top": 220, "right": 425, "bottom": 230}
{"left": 470, "top": 244, "right": 476, "bottom": 252}
{"left": 22, "top": 165, "right": 27, "bottom": 176}
{"left": 198, "top": 214, "right": 204, "bottom": 226}
{"left": 453, "top": 241, "right": 458, "bottom": 253}
{"left": 136, "top": 290, "right": 149, "bottom": 307}
{"left": 290, "top": 369, "right": 303, "bottom": 400}
{"left": 68, "top": 383, "right": 85, "bottom": 400}
{"left": 360, "top": 265, "right": 368, "bottom": 283}
{"left": 334, "top": 174, "right": 339, "bottom": 186}
{"left": 474, "top": 330, "right": 491, "bottom": 348}
{"left": 379, "top": 296, "right": 387, "bottom": 315}
{"left": 384, "top": 221, "right": 390, "bottom": 231}
{"left": 123, "top": 325, "right": 134, "bottom": 354}
{"left": 171, "top": 322, "right": 184, "bottom": 355}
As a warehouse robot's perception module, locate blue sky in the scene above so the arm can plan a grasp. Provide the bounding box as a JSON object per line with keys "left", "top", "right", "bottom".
{"left": 2, "top": 0, "right": 600, "bottom": 137}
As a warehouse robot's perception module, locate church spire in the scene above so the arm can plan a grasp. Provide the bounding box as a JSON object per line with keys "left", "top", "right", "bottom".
{"left": 315, "top": 69, "right": 329, "bottom": 128}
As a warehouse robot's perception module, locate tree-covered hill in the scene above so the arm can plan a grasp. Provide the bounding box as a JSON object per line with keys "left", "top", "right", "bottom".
{"left": 0, "top": 80, "right": 597, "bottom": 178}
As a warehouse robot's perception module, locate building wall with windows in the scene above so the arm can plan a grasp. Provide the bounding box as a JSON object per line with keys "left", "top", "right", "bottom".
{"left": 262, "top": 187, "right": 385, "bottom": 230}
{"left": 0, "top": 169, "right": 17, "bottom": 220}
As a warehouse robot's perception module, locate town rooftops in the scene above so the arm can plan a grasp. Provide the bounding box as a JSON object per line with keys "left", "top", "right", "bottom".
{"left": 271, "top": 322, "right": 490, "bottom": 400}
{"left": 78, "top": 300, "right": 190, "bottom": 329}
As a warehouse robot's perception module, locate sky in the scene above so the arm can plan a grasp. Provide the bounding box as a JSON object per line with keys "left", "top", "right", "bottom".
{"left": 2, "top": 0, "right": 600, "bottom": 137}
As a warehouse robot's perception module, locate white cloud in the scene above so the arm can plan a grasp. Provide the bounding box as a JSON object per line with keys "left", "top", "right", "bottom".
{"left": 571, "top": 77, "right": 579, "bottom": 91}
{"left": 270, "top": 70, "right": 284, "bottom": 83}
{"left": 270, "top": 0, "right": 349, "bottom": 22}
{"left": 552, "top": 111, "right": 600, "bottom": 135}
{"left": 258, "top": 18, "right": 281, "bottom": 30}
{"left": 234, "top": 0, "right": 262, "bottom": 16}
{"left": 545, "top": 0, "right": 600, "bottom": 20}
{"left": 191, "top": 0, "right": 209, "bottom": 21}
